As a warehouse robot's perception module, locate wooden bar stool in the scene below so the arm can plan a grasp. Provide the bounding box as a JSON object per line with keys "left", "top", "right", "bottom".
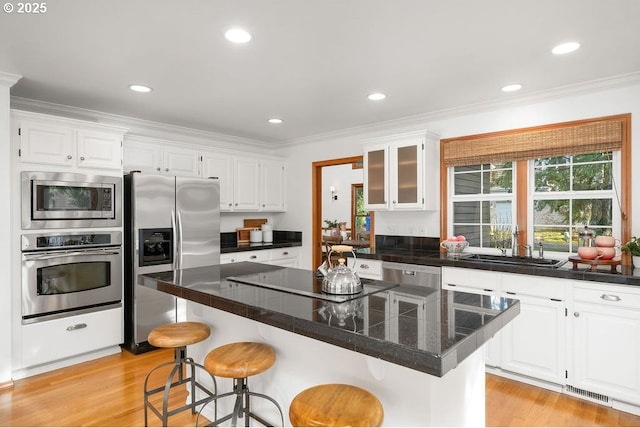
{"left": 198, "top": 342, "right": 284, "bottom": 427}
{"left": 289, "top": 383, "right": 384, "bottom": 427}
{"left": 144, "top": 321, "right": 217, "bottom": 427}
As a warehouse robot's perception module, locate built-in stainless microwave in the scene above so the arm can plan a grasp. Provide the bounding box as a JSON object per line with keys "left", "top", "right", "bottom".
{"left": 21, "top": 171, "right": 122, "bottom": 229}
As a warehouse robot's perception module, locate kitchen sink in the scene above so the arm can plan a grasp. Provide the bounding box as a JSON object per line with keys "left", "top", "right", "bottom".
{"left": 464, "top": 253, "right": 567, "bottom": 268}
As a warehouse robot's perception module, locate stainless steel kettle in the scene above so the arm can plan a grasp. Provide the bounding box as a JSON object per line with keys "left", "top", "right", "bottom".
{"left": 322, "top": 245, "right": 362, "bottom": 295}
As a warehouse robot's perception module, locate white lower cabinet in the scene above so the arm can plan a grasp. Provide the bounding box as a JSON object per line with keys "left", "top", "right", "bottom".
{"left": 268, "top": 248, "right": 300, "bottom": 267}
{"left": 444, "top": 266, "right": 640, "bottom": 413}
{"left": 21, "top": 307, "right": 123, "bottom": 368}
{"left": 347, "top": 258, "right": 383, "bottom": 280}
{"left": 499, "top": 273, "right": 567, "bottom": 385}
{"left": 221, "top": 247, "right": 301, "bottom": 267}
{"left": 499, "top": 294, "right": 566, "bottom": 384}
{"left": 570, "top": 282, "right": 640, "bottom": 407}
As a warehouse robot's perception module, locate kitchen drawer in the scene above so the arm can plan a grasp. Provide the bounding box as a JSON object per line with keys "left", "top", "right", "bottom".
{"left": 442, "top": 267, "right": 499, "bottom": 292}
{"left": 348, "top": 257, "right": 382, "bottom": 280}
{"left": 21, "top": 307, "right": 123, "bottom": 368}
{"left": 501, "top": 272, "right": 566, "bottom": 300}
{"left": 236, "top": 250, "right": 269, "bottom": 263}
{"left": 220, "top": 253, "right": 239, "bottom": 264}
{"left": 269, "top": 247, "right": 300, "bottom": 261}
{"left": 573, "top": 283, "right": 640, "bottom": 310}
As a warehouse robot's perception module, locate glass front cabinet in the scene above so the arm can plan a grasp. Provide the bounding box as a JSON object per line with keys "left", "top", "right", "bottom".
{"left": 363, "top": 130, "right": 439, "bottom": 211}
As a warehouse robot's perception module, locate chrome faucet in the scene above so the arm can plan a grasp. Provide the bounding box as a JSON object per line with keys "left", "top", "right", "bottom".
{"left": 538, "top": 241, "right": 544, "bottom": 259}
{"left": 512, "top": 225, "right": 520, "bottom": 257}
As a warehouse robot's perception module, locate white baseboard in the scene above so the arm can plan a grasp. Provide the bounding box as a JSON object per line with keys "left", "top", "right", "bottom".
{"left": 12, "top": 345, "right": 121, "bottom": 380}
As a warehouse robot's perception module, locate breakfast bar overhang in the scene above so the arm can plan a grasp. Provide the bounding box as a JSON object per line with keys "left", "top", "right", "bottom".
{"left": 139, "top": 262, "right": 520, "bottom": 426}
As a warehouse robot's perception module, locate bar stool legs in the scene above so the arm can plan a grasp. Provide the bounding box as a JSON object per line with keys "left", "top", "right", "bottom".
{"left": 144, "top": 346, "right": 218, "bottom": 426}
{"left": 198, "top": 376, "right": 284, "bottom": 427}
{"left": 143, "top": 322, "right": 217, "bottom": 427}
{"left": 198, "top": 342, "right": 284, "bottom": 427}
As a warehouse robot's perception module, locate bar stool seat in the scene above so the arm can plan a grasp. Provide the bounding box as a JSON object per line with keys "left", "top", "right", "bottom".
{"left": 144, "top": 322, "right": 217, "bottom": 427}
{"left": 289, "top": 383, "right": 384, "bottom": 427}
{"left": 199, "top": 342, "right": 284, "bottom": 427}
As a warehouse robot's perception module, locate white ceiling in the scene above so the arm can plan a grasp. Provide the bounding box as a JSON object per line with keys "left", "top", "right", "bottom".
{"left": 1, "top": 0, "right": 639, "bottom": 146}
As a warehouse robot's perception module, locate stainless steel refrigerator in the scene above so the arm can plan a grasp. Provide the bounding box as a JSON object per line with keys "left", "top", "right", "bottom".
{"left": 123, "top": 172, "right": 220, "bottom": 354}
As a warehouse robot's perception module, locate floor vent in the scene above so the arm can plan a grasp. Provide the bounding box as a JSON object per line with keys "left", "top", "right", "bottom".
{"left": 566, "top": 385, "right": 609, "bottom": 404}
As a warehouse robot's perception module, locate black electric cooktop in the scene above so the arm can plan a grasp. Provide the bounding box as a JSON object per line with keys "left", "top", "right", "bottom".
{"left": 227, "top": 267, "right": 398, "bottom": 303}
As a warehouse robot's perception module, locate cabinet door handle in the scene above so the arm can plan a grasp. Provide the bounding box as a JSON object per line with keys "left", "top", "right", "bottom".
{"left": 156, "top": 167, "right": 161, "bottom": 171}
{"left": 165, "top": 168, "right": 169, "bottom": 172}
{"left": 574, "top": 312, "right": 580, "bottom": 317}
{"left": 601, "top": 294, "right": 621, "bottom": 302}
{"left": 360, "top": 264, "right": 369, "bottom": 269}
{"left": 67, "top": 154, "right": 73, "bottom": 159}
{"left": 484, "top": 289, "right": 493, "bottom": 292}
{"left": 80, "top": 156, "right": 85, "bottom": 161}
{"left": 282, "top": 252, "right": 289, "bottom": 255}
{"left": 228, "top": 203, "right": 232, "bottom": 207}
{"left": 505, "top": 291, "right": 516, "bottom": 295}
{"left": 66, "top": 323, "right": 87, "bottom": 331}
{"left": 250, "top": 255, "right": 257, "bottom": 259}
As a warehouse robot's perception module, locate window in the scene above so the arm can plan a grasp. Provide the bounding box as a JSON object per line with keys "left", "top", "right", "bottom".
{"left": 531, "top": 151, "right": 619, "bottom": 253}
{"left": 440, "top": 114, "right": 631, "bottom": 257}
{"left": 351, "top": 184, "right": 371, "bottom": 241}
{"left": 450, "top": 162, "right": 514, "bottom": 249}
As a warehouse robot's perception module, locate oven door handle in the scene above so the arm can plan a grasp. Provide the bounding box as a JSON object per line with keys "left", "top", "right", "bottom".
{"left": 23, "top": 249, "right": 121, "bottom": 261}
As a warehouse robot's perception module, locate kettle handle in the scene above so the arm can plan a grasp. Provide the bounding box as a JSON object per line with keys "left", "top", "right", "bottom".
{"left": 328, "top": 245, "right": 357, "bottom": 272}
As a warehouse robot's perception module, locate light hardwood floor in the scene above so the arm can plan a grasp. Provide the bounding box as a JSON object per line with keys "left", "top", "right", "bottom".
{"left": 2, "top": 348, "right": 640, "bottom": 426}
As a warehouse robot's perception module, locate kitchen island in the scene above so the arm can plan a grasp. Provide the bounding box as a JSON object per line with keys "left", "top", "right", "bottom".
{"left": 140, "top": 262, "right": 519, "bottom": 426}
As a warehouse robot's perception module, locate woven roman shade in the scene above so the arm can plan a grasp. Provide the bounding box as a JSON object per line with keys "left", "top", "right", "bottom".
{"left": 443, "top": 119, "right": 624, "bottom": 167}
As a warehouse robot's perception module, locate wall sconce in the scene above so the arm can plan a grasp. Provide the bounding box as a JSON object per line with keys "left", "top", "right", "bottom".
{"left": 330, "top": 185, "right": 338, "bottom": 201}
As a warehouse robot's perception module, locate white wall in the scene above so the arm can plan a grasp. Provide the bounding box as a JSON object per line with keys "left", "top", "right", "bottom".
{"left": 322, "top": 164, "right": 363, "bottom": 229}
{"left": 280, "top": 82, "right": 640, "bottom": 269}
{"left": 0, "top": 73, "right": 20, "bottom": 386}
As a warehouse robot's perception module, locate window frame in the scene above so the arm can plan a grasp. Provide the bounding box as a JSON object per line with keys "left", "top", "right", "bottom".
{"left": 527, "top": 151, "right": 621, "bottom": 256}
{"left": 439, "top": 114, "right": 632, "bottom": 256}
{"left": 448, "top": 162, "right": 517, "bottom": 251}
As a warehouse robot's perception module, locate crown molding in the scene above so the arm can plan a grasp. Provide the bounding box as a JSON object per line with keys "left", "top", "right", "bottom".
{"left": 10, "top": 96, "right": 272, "bottom": 152}
{"left": 0, "top": 72, "right": 22, "bottom": 88}
{"left": 277, "top": 72, "right": 640, "bottom": 148}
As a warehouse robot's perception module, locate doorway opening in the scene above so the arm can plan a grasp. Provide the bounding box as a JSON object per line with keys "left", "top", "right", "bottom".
{"left": 311, "top": 156, "right": 373, "bottom": 268}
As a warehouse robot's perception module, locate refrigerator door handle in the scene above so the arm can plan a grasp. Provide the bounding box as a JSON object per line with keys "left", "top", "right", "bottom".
{"left": 177, "top": 209, "right": 184, "bottom": 269}
{"left": 171, "top": 209, "right": 179, "bottom": 269}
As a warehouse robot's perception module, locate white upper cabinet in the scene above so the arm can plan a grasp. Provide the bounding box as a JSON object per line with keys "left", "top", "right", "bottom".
{"left": 122, "top": 140, "right": 161, "bottom": 174}
{"left": 363, "top": 130, "right": 439, "bottom": 211}
{"left": 201, "top": 153, "right": 234, "bottom": 211}
{"left": 76, "top": 130, "right": 123, "bottom": 170}
{"left": 233, "top": 157, "right": 261, "bottom": 211}
{"left": 16, "top": 114, "right": 125, "bottom": 171}
{"left": 123, "top": 139, "right": 199, "bottom": 177}
{"left": 123, "top": 138, "right": 286, "bottom": 212}
{"left": 162, "top": 146, "right": 200, "bottom": 177}
{"left": 19, "top": 121, "right": 75, "bottom": 167}
{"left": 260, "top": 160, "right": 286, "bottom": 211}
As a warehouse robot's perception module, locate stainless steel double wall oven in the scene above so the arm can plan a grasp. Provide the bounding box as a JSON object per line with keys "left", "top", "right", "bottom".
{"left": 20, "top": 171, "right": 123, "bottom": 323}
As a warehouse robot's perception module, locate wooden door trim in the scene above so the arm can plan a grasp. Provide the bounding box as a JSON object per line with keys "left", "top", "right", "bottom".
{"left": 312, "top": 156, "right": 363, "bottom": 269}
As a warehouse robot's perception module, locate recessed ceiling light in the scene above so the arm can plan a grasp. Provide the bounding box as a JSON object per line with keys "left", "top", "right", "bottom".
{"left": 129, "top": 84, "right": 152, "bottom": 93}
{"left": 225, "top": 28, "right": 252, "bottom": 44}
{"left": 268, "top": 118, "right": 283, "bottom": 124}
{"left": 552, "top": 42, "right": 581, "bottom": 55}
{"left": 501, "top": 84, "right": 522, "bottom": 92}
{"left": 367, "top": 93, "right": 386, "bottom": 101}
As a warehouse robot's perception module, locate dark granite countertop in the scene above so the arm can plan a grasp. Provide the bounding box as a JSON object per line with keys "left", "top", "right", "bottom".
{"left": 221, "top": 230, "right": 301, "bottom": 253}
{"left": 221, "top": 240, "right": 302, "bottom": 253}
{"left": 355, "top": 248, "right": 640, "bottom": 287}
{"left": 139, "top": 262, "right": 520, "bottom": 377}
